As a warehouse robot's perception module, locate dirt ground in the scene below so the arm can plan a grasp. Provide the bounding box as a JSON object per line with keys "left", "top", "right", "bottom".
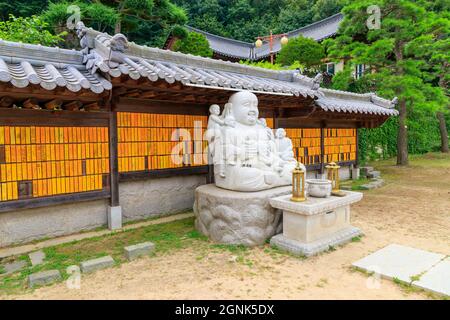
{"left": 5, "top": 154, "right": 450, "bottom": 300}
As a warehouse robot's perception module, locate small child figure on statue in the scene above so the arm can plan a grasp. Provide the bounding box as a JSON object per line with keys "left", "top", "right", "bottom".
{"left": 206, "top": 104, "right": 235, "bottom": 178}
{"left": 275, "top": 128, "right": 295, "bottom": 162}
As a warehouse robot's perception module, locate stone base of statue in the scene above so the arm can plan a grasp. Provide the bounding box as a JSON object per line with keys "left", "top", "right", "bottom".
{"left": 194, "top": 184, "right": 291, "bottom": 246}
{"left": 269, "top": 191, "right": 363, "bottom": 257}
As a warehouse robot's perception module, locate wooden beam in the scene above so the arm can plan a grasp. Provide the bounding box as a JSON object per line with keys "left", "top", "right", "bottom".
{"left": 116, "top": 97, "right": 209, "bottom": 115}
{"left": 0, "top": 190, "right": 110, "bottom": 213}
{"left": 0, "top": 108, "right": 109, "bottom": 127}
{"left": 0, "top": 96, "right": 14, "bottom": 108}
{"left": 119, "top": 166, "right": 209, "bottom": 182}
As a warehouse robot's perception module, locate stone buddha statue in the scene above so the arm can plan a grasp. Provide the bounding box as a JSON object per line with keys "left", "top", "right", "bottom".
{"left": 207, "top": 91, "right": 305, "bottom": 192}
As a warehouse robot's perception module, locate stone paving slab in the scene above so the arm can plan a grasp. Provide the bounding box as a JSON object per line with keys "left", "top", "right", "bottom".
{"left": 413, "top": 257, "right": 450, "bottom": 297}
{"left": 28, "top": 270, "right": 61, "bottom": 288}
{"left": 81, "top": 256, "right": 115, "bottom": 273}
{"left": 352, "top": 244, "right": 446, "bottom": 283}
{"left": 3, "top": 260, "right": 27, "bottom": 275}
{"left": 124, "top": 242, "right": 155, "bottom": 261}
{"left": 29, "top": 250, "right": 45, "bottom": 266}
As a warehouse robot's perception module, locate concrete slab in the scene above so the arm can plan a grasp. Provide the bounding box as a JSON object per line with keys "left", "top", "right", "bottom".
{"left": 29, "top": 250, "right": 45, "bottom": 266}
{"left": 80, "top": 256, "right": 115, "bottom": 273}
{"left": 124, "top": 242, "right": 155, "bottom": 261}
{"left": 352, "top": 244, "right": 446, "bottom": 283}
{"left": 28, "top": 270, "right": 61, "bottom": 288}
{"left": 3, "top": 260, "right": 27, "bottom": 275}
{"left": 413, "top": 257, "right": 450, "bottom": 297}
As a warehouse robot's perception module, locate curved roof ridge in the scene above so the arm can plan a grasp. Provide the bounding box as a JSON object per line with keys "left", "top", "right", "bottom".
{"left": 288, "top": 13, "right": 343, "bottom": 35}
{"left": 185, "top": 26, "right": 254, "bottom": 47}
{"left": 0, "top": 39, "right": 83, "bottom": 66}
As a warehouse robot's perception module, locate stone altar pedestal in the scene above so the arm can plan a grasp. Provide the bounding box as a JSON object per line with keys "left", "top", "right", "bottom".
{"left": 194, "top": 184, "right": 291, "bottom": 246}
{"left": 270, "top": 191, "right": 363, "bottom": 257}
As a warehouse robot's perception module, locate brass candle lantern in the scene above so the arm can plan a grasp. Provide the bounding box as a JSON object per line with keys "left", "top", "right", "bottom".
{"left": 291, "top": 163, "right": 306, "bottom": 202}
{"left": 326, "top": 162, "right": 346, "bottom": 197}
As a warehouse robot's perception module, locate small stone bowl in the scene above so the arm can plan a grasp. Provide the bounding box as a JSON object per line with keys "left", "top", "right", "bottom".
{"left": 306, "top": 179, "right": 332, "bottom": 198}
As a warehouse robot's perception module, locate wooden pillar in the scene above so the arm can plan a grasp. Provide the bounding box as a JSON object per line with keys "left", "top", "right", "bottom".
{"left": 320, "top": 122, "right": 326, "bottom": 175}
{"left": 107, "top": 99, "right": 122, "bottom": 229}
{"left": 355, "top": 128, "right": 359, "bottom": 167}
{"left": 108, "top": 102, "right": 120, "bottom": 207}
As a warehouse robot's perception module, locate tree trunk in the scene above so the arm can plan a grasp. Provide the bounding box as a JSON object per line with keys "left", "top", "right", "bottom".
{"left": 396, "top": 98, "right": 409, "bottom": 165}
{"left": 437, "top": 111, "right": 449, "bottom": 153}
{"left": 114, "top": 19, "right": 121, "bottom": 34}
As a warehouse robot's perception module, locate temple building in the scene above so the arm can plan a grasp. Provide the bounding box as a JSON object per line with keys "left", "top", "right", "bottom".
{"left": 0, "top": 22, "right": 397, "bottom": 247}
{"left": 164, "top": 13, "right": 343, "bottom": 62}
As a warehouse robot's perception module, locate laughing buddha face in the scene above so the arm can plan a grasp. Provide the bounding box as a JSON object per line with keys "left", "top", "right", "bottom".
{"left": 229, "top": 91, "right": 259, "bottom": 126}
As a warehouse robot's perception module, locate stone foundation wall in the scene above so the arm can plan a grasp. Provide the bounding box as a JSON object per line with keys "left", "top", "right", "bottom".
{"left": 0, "top": 165, "right": 352, "bottom": 248}
{"left": 0, "top": 175, "right": 207, "bottom": 248}
{"left": 121, "top": 175, "right": 207, "bottom": 222}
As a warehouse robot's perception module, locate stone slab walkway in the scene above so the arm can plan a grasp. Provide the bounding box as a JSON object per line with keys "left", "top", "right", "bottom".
{"left": 0, "top": 212, "right": 193, "bottom": 259}
{"left": 353, "top": 244, "right": 449, "bottom": 297}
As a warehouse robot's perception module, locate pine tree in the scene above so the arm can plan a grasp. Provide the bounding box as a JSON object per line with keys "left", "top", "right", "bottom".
{"left": 327, "top": 0, "right": 449, "bottom": 165}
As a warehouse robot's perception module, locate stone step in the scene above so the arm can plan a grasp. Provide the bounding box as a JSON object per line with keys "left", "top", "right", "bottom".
{"left": 80, "top": 256, "right": 115, "bottom": 273}
{"left": 29, "top": 250, "right": 45, "bottom": 266}
{"left": 367, "top": 171, "right": 381, "bottom": 179}
{"left": 3, "top": 260, "right": 27, "bottom": 275}
{"left": 28, "top": 270, "right": 61, "bottom": 288}
{"left": 124, "top": 242, "right": 155, "bottom": 261}
{"left": 360, "top": 167, "right": 374, "bottom": 176}
{"left": 360, "top": 179, "right": 384, "bottom": 190}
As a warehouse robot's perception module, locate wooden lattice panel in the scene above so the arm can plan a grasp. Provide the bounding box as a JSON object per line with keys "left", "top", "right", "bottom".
{"left": 117, "top": 112, "right": 208, "bottom": 172}
{"left": 0, "top": 126, "right": 109, "bottom": 202}
{"left": 324, "top": 129, "right": 357, "bottom": 162}
{"left": 285, "top": 128, "right": 321, "bottom": 165}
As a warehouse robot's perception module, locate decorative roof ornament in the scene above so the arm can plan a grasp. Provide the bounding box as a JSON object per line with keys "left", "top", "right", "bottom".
{"left": 110, "top": 34, "right": 129, "bottom": 53}
{"left": 312, "top": 73, "right": 323, "bottom": 90}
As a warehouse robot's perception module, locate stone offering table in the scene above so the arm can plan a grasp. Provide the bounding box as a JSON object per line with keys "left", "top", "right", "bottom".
{"left": 270, "top": 191, "right": 363, "bottom": 257}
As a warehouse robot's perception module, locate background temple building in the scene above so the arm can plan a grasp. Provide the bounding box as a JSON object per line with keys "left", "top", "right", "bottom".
{"left": 0, "top": 23, "right": 397, "bottom": 247}
{"left": 164, "top": 13, "right": 344, "bottom": 62}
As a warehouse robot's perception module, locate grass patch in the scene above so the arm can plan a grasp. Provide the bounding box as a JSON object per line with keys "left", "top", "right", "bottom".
{"left": 351, "top": 236, "right": 362, "bottom": 243}
{"left": 0, "top": 266, "right": 5, "bottom": 275}
{"left": 369, "top": 152, "right": 450, "bottom": 169}
{"left": 340, "top": 177, "right": 375, "bottom": 191}
{"left": 0, "top": 217, "right": 198, "bottom": 295}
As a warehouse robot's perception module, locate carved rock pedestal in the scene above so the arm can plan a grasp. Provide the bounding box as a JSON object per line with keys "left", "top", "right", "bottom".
{"left": 194, "top": 184, "right": 291, "bottom": 246}
{"left": 270, "top": 191, "right": 363, "bottom": 257}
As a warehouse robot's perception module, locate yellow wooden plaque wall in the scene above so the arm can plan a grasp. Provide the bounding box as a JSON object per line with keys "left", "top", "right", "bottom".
{"left": 324, "top": 129, "right": 357, "bottom": 163}
{"left": 0, "top": 126, "right": 109, "bottom": 202}
{"left": 285, "top": 128, "right": 322, "bottom": 165}
{"left": 285, "top": 128, "right": 357, "bottom": 165}
{"left": 117, "top": 112, "right": 208, "bottom": 172}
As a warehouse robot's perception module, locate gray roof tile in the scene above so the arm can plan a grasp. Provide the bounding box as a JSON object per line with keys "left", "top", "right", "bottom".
{"left": 0, "top": 40, "right": 111, "bottom": 93}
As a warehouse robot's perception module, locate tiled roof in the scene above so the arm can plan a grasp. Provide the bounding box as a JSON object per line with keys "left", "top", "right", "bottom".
{"left": 0, "top": 23, "right": 398, "bottom": 117}
{"left": 184, "top": 13, "right": 343, "bottom": 60}
{"left": 0, "top": 40, "right": 111, "bottom": 93}
{"left": 76, "top": 22, "right": 398, "bottom": 116}
{"left": 317, "top": 89, "right": 398, "bottom": 116}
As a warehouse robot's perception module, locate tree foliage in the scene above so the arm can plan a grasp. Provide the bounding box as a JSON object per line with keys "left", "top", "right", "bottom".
{"left": 172, "top": 31, "right": 213, "bottom": 57}
{"left": 40, "top": 0, "right": 187, "bottom": 47}
{"left": 0, "top": 14, "right": 66, "bottom": 46}
{"left": 326, "top": 0, "right": 449, "bottom": 164}
{"left": 276, "top": 36, "right": 325, "bottom": 68}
